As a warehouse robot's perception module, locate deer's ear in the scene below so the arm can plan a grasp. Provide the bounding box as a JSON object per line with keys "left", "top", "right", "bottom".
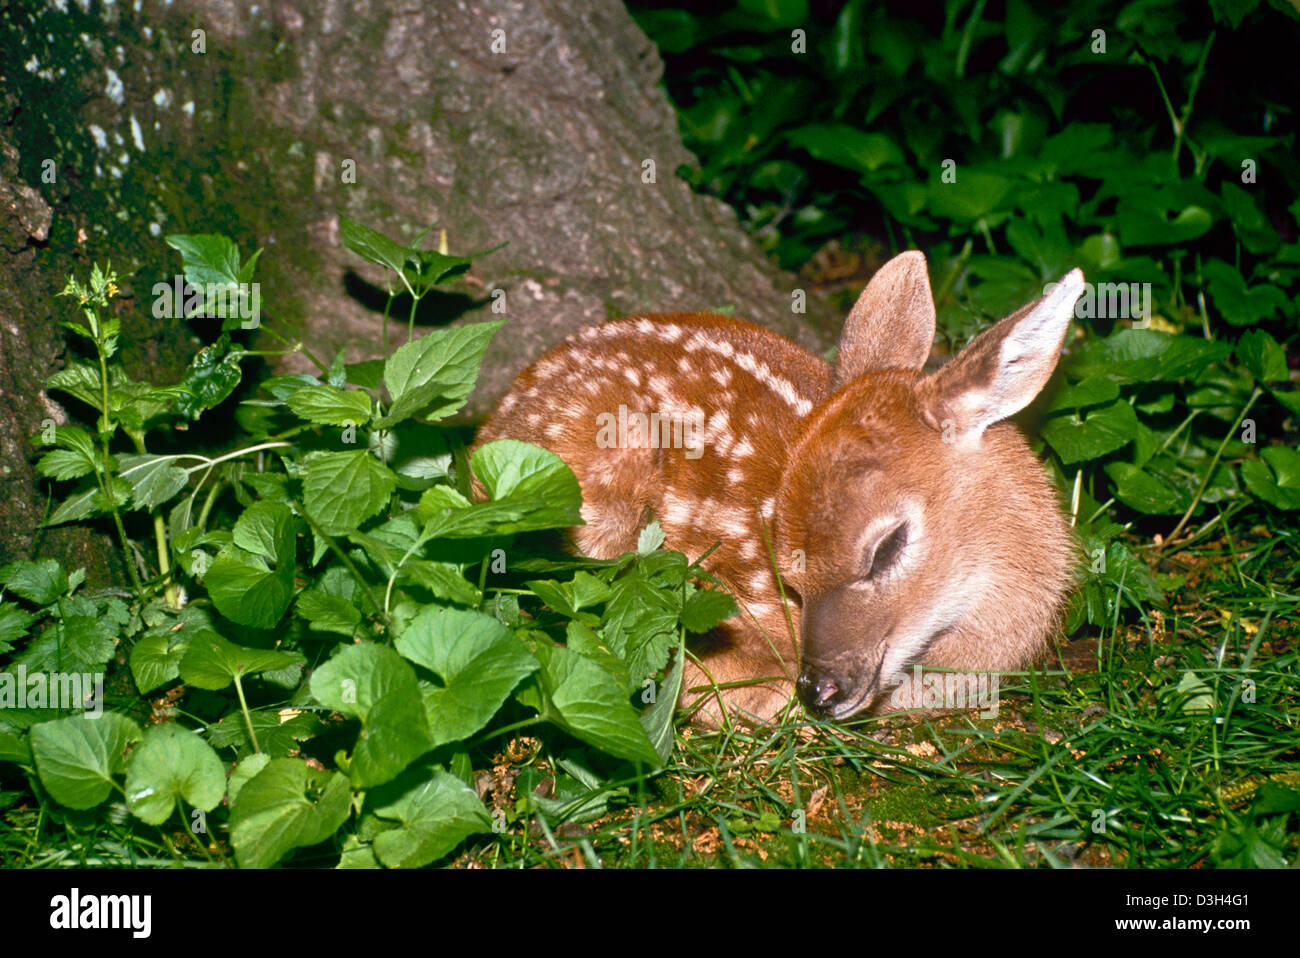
{"left": 918, "top": 270, "right": 1086, "bottom": 444}
{"left": 833, "top": 251, "right": 936, "bottom": 388}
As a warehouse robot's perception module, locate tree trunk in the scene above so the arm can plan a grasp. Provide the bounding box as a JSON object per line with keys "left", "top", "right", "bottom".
{"left": 0, "top": 0, "right": 835, "bottom": 574}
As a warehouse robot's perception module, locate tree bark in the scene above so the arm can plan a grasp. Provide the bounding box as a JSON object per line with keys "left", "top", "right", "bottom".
{"left": 0, "top": 0, "right": 835, "bottom": 574}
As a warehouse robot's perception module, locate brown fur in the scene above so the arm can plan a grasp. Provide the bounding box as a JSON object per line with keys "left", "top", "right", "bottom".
{"left": 476, "top": 252, "right": 1086, "bottom": 726}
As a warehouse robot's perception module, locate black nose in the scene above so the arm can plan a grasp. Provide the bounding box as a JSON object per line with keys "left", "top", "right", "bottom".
{"left": 797, "top": 668, "right": 845, "bottom": 716}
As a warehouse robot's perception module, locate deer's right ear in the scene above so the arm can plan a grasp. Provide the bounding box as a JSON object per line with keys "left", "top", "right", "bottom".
{"left": 833, "top": 251, "right": 936, "bottom": 389}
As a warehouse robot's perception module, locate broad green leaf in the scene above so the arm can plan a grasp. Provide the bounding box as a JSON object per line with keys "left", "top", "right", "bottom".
{"left": 681, "top": 584, "right": 738, "bottom": 633}
{"left": 129, "top": 606, "right": 213, "bottom": 693}
{"left": 179, "top": 630, "right": 298, "bottom": 690}
{"left": 124, "top": 723, "right": 226, "bottom": 825}
{"left": 227, "top": 753, "right": 271, "bottom": 806}
{"left": 286, "top": 384, "right": 372, "bottom": 426}
{"left": 230, "top": 758, "right": 352, "bottom": 868}
{"left": 36, "top": 448, "right": 97, "bottom": 482}
{"left": 466, "top": 439, "right": 583, "bottom": 532}
{"left": 1064, "top": 329, "right": 1232, "bottom": 384}
{"left": 116, "top": 454, "right": 189, "bottom": 510}
{"left": 296, "top": 591, "right": 362, "bottom": 636}
{"left": 601, "top": 550, "right": 689, "bottom": 688}
{"left": 0, "top": 559, "right": 67, "bottom": 606}
{"left": 205, "top": 500, "right": 298, "bottom": 628}
{"left": 1116, "top": 199, "right": 1213, "bottom": 247}
{"left": 9, "top": 595, "right": 118, "bottom": 674}
{"left": 173, "top": 334, "right": 246, "bottom": 415}
{"left": 1105, "top": 462, "right": 1185, "bottom": 514}
{"left": 1042, "top": 400, "right": 1139, "bottom": 464}
{"left": 309, "top": 642, "right": 433, "bottom": 788}
{"left": 0, "top": 602, "right": 35, "bottom": 652}
{"left": 371, "top": 768, "right": 492, "bottom": 868}
{"left": 339, "top": 217, "right": 412, "bottom": 278}
{"left": 523, "top": 643, "right": 660, "bottom": 767}
{"left": 1047, "top": 376, "right": 1121, "bottom": 412}
{"left": 1204, "top": 259, "right": 1291, "bottom": 325}
{"left": 165, "top": 233, "right": 242, "bottom": 288}
{"left": 1236, "top": 330, "right": 1288, "bottom": 383}
{"left": 396, "top": 606, "right": 538, "bottom": 747}
{"left": 0, "top": 729, "right": 31, "bottom": 764}
{"left": 1242, "top": 448, "right": 1300, "bottom": 510}
{"left": 301, "top": 450, "right": 396, "bottom": 535}
{"left": 377, "top": 321, "right": 505, "bottom": 427}
{"left": 928, "top": 169, "right": 1011, "bottom": 221}
{"left": 208, "top": 708, "right": 317, "bottom": 760}
{"left": 30, "top": 713, "right": 141, "bottom": 809}
{"left": 45, "top": 476, "right": 130, "bottom": 526}
{"left": 785, "top": 124, "right": 902, "bottom": 173}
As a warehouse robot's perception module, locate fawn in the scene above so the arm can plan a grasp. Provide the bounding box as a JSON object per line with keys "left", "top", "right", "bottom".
{"left": 476, "top": 252, "right": 1086, "bottom": 726}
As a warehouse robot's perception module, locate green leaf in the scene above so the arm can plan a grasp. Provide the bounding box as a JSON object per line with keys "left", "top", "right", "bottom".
{"left": 44, "top": 477, "right": 130, "bottom": 527}
{"left": 30, "top": 713, "right": 141, "bottom": 809}
{"left": 1116, "top": 199, "right": 1214, "bottom": 247}
{"left": 1220, "top": 182, "right": 1280, "bottom": 254}
{"left": 465, "top": 440, "right": 583, "bottom": 532}
{"left": 339, "top": 217, "right": 412, "bottom": 278}
{"left": 1236, "top": 330, "right": 1288, "bottom": 383}
{"left": 301, "top": 450, "right": 396, "bottom": 536}
{"left": 395, "top": 606, "right": 538, "bottom": 748}
{"left": 1042, "top": 400, "right": 1139, "bottom": 464}
{"left": 208, "top": 708, "right": 317, "bottom": 759}
{"left": 0, "top": 560, "right": 68, "bottom": 606}
{"left": 377, "top": 321, "right": 505, "bottom": 427}
{"left": 296, "top": 591, "right": 362, "bottom": 637}
{"left": 637, "top": 521, "right": 666, "bottom": 555}
{"left": 227, "top": 753, "right": 271, "bottom": 806}
{"left": 1204, "top": 259, "right": 1291, "bottom": 325}
{"left": 928, "top": 170, "right": 1011, "bottom": 221}
{"left": 1104, "top": 462, "right": 1185, "bottom": 514}
{"left": 371, "top": 767, "right": 492, "bottom": 868}
{"left": 116, "top": 454, "right": 189, "bottom": 510}
{"left": 785, "top": 124, "right": 902, "bottom": 173}
{"left": 129, "top": 606, "right": 212, "bottom": 693}
{"left": 8, "top": 594, "right": 119, "bottom": 678}
{"left": 165, "top": 234, "right": 243, "bottom": 288}
{"left": 640, "top": 635, "right": 685, "bottom": 764}
{"left": 173, "top": 334, "right": 246, "bottom": 417}
{"left": 286, "top": 384, "right": 373, "bottom": 426}
{"left": 0, "top": 728, "right": 31, "bottom": 764}
{"left": 205, "top": 500, "right": 299, "bottom": 629}
{"left": 124, "top": 723, "right": 226, "bottom": 825}
{"left": 601, "top": 551, "right": 689, "bottom": 689}
{"left": 36, "top": 447, "right": 97, "bottom": 482}
{"left": 0, "top": 602, "right": 35, "bottom": 652}
{"left": 309, "top": 642, "right": 433, "bottom": 788}
{"left": 681, "top": 584, "right": 738, "bottom": 633}
{"left": 523, "top": 643, "right": 661, "bottom": 767}
{"left": 229, "top": 757, "right": 352, "bottom": 868}
{"left": 1047, "top": 376, "right": 1121, "bottom": 412}
{"left": 1065, "top": 329, "right": 1232, "bottom": 384}
{"left": 1242, "top": 448, "right": 1300, "bottom": 510}
{"left": 179, "top": 630, "right": 298, "bottom": 690}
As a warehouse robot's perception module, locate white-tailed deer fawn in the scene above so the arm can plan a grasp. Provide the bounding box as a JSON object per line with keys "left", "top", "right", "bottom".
{"left": 477, "top": 252, "right": 1086, "bottom": 725}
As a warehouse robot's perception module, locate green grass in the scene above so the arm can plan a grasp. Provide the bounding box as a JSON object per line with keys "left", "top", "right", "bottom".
{"left": 3, "top": 512, "right": 1296, "bottom": 868}
{"left": 459, "top": 517, "right": 1300, "bottom": 869}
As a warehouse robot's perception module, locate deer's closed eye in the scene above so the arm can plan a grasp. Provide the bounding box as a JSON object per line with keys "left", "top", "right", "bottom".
{"left": 861, "top": 523, "right": 908, "bottom": 581}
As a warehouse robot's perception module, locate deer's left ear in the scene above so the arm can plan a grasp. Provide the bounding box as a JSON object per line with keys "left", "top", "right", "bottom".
{"left": 917, "top": 270, "right": 1085, "bottom": 444}
{"left": 833, "top": 251, "right": 936, "bottom": 389}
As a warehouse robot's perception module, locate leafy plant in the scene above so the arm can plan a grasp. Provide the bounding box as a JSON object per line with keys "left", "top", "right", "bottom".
{"left": 631, "top": 0, "right": 1300, "bottom": 635}
{"left": 1, "top": 223, "right": 734, "bottom": 868}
